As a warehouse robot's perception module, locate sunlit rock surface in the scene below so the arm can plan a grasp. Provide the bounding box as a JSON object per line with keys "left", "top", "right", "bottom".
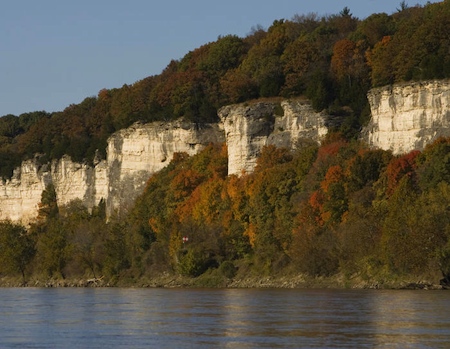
{"left": 363, "top": 80, "right": 450, "bottom": 154}
{"left": 219, "top": 99, "right": 328, "bottom": 175}
{"left": 0, "top": 121, "right": 223, "bottom": 224}
{"left": 5, "top": 79, "right": 450, "bottom": 225}
{"left": 105, "top": 121, "right": 223, "bottom": 215}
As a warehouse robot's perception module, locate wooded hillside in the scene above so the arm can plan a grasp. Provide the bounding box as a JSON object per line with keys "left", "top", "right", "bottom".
{"left": 2, "top": 1, "right": 450, "bottom": 287}
{"left": 1, "top": 1, "right": 449, "bottom": 178}
{"left": 3, "top": 135, "right": 450, "bottom": 286}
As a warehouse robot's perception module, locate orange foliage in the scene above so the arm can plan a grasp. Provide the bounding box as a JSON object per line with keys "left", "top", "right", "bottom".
{"left": 321, "top": 165, "right": 344, "bottom": 193}
{"left": 311, "top": 138, "right": 347, "bottom": 175}
{"left": 245, "top": 223, "right": 257, "bottom": 248}
{"left": 175, "top": 185, "right": 203, "bottom": 224}
{"left": 148, "top": 217, "right": 160, "bottom": 234}
{"left": 255, "top": 145, "right": 293, "bottom": 172}
{"left": 308, "top": 190, "right": 325, "bottom": 225}
{"left": 309, "top": 190, "right": 323, "bottom": 210}
{"left": 331, "top": 39, "right": 357, "bottom": 80}
{"left": 386, "top": 150, "right": 420, "bottom": 195}
{"left": 170, "top": 169, "right": 203, "bottom": 200}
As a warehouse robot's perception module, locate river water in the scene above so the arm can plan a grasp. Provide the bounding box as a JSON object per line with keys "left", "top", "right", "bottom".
{"left": 0, "top": 287, "right": 448, "bottom": 348}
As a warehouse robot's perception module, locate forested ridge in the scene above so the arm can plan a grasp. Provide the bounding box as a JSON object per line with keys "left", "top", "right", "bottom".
{"left": 2, "top": 1, "right": 450, "bottom": 287}
{"left": 1, "top": 1, "right": 450, "bottom": 178}
{"left": 3, "top": 135, "right": 450, "bottom": 287}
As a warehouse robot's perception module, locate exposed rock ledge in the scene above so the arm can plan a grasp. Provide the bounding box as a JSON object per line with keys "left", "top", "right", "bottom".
{"left": 218, "top": 99, "right": 328, "bottom": 175}
{"left": 363, "top": 79, "right": 450, "bottom": 154}
{"left": 3, "top": 80, "right": 450, "bottom": 225}
{"left": 0, "top": 99, "right": 327, "bottom": 225}
{"left": 0, "top": 121, "right": 223, "bottom": 225}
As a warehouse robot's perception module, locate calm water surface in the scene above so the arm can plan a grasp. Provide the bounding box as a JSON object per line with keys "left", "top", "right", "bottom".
{"left": 0, "top": 287, "right": 449, "bottom": 348}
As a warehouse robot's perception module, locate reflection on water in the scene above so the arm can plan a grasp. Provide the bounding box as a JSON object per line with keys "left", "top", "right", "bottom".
{"left": 0, "top": 288, "right": 449, "bottom": 348}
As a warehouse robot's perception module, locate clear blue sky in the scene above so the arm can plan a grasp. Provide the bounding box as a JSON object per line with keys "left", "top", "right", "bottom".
{"left": 0, "top": 0, "right": 440, "bottom": 116}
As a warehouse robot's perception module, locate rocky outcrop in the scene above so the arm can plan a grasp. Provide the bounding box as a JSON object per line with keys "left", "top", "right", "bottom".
{"left": 0, "top": 156, "right": 107, "bottom": 224}
{"left": 0, "top": 100, "right": 327, "bottom": 224}
{"left": 363, "top": 80, "right": 450, "bottom": 154}
{"left": 105, "top": 121, "right": 224, "bottom": 215}
{"left": 4, "top": 80, "right": 450, "bottom": 225}
{"left": 219, "top": 99, "right": 328, "bottom": 175}
{"left": 0, "top": 121, "right": 223, "bottom": 224}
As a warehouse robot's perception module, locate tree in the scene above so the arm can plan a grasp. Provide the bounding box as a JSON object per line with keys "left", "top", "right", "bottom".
{"left": 353, "top": 13, "right": 395, "bottom": 47}
{"left": 417, "top": 137, "right": 450, "bottom": 191}
{"left": 35, "top": 220, "right": 68, "bottom": 278}
{"left": 0, "top": 222, "right": 35, "bottom": 282}
{"left": 340, "top": 7, "right": 352, "bottom": 17}
{"left": 345, "top": 148, "right": 391, "bottom": 192}
{"left": 240, "top": 19, "right": 289, "bottom": 97}
{"left": 281, "top": 36, "right": 321, "bottom": 96}
{"left": 220, "top": 68, "right": 257, "bottom": 103}
{"left": 385, "top": 150, "right": 420, "bottom": 196}
{"left": 68, "top": 217, "right": 106, "bottom": 278}
{"left": 397, "top": 1, "right": 409, "bottom": 12}
{"left": 337, "top": 186, "right": 384, "bottom": 277}
{"left": 366, "top": 36, "right": 395, "bottom": 87}
{"left": 382, "top": 177, "right": 449, "bottom": 275}
{"left": 37, "top": 183, "right": 59, "bottom": 222}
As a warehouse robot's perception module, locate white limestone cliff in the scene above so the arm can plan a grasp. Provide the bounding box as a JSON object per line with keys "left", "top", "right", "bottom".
{"left": 218, "top": 99, "right": 328, "bottom": 175}
{"left": 105, "top": 121, "right": 223, "bottom": 215}
{"left": 0, "top": 121, "right": 223, "bottom": 225}
{"left": 4, "top": 80, "right": 450, "bottom": 225}
{"left": 363, "top": 80, "right": 450, "bottom": 154}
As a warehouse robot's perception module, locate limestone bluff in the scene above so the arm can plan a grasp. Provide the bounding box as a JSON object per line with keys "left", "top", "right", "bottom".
{"left": 363, "top": 80, "right": 450, "bottom": 154}
{"left": 2, "top": 80, "right": 450, "bottom": 225}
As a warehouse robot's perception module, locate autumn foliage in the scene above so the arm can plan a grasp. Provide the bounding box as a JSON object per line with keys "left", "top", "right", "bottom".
{"left": 1, "top": 2, "right": 450, "bottom": 179}
{"left": 2, "top": 2, "right": 450, "bottom": 286}
{"left": 2, "top": 135, "right": 450, "bottom": 285}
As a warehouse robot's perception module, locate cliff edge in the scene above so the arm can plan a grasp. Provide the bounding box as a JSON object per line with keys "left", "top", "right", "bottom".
{"left": 3, "top": 80, "right": 450, "bottom": 224}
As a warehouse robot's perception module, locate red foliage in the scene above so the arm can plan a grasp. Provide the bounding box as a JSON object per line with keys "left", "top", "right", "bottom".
{"left": 321, "top": 165, "right": 344, "bottom": 193}
{"left": 386, "top": 150, "right": 420, "bottom": 195}
{"left": 255, "top": 145, "right": 293, "bottom": 172}
{"left": 331, "top": 39, "right": 356, "bottom": 80}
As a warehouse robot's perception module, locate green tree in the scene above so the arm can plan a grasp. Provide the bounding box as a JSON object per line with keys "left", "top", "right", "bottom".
{"left": 35, "top": 220, "right": 68, "bottom": 278}
{"left": 417, "top": 137, "right": 450, "bottom": 191}
{"left": 366, "top": 36, "right": 395, "bottom": 87}
{"left": 381, "top": 176, "right": 433, "bottom": 274}
{"left": 37, "top": 183, "right": 59, "bottom": 222}
{"left": 0, "top": 222, "right": 35, "bottom": 282}
{"left": 68, "top": 217, "right": 106, "bottom": 278}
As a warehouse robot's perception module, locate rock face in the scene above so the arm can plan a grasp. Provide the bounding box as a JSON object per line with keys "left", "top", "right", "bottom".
{"left": 4, "top": 80, "right": 450, "bottom": 225}
{"left": 363, "top": 80, "right": 450, "bottom": 154}
{"left": 0, "top": 100, "right": 327, "bottom": 224}
{"left": 0, "top": 121, "right": 223, "bottom": 225}
{"left": 218, "top": 99, "right": 328, "bottom": 175}
{"left": 105, "top": 121, "right": 224, "bottom": 215}
{"left": 0, "top": 156, "right": 108, "bottom": 225}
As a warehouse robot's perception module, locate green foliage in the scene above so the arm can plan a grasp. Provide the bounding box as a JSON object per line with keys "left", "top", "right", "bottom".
{"left": 0, "top": 1, "right": 448, "bottom": 179}
{"left": 2, "top": 2, "right": 450, "bottom": 285}
{"left": 0, "top": 222, "right": 35, "bottom": 281}
{"left": 35, "top": 220, "right": 68, "bottom": 279}
{"left": 177, "top": 248, "right": 211, "bottom": 277}
{"left": 417, "top": 137, "right": 450, "bottom": 190}
{"left": 219, "top": 260, "right": 237, "bottom": 279}
{"left": 3, "top": 136, "right": 450, "bottom": 284}
{"left": 38, "top": 183, "right": 59, "bottom": 221}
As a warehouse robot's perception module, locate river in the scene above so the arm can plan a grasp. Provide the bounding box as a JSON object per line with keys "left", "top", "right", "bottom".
{"left": 0, "top": 288, "right": 448, "bottom": 348}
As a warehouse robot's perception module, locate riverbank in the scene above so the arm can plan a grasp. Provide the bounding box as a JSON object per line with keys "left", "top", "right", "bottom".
{"left": 0, "top": 271, "right": 445, "bottom": 290}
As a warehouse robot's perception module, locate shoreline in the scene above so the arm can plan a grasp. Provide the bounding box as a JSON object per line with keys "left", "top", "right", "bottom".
{"left": 0, "top": 273, "right": 445, "bottom": 290}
